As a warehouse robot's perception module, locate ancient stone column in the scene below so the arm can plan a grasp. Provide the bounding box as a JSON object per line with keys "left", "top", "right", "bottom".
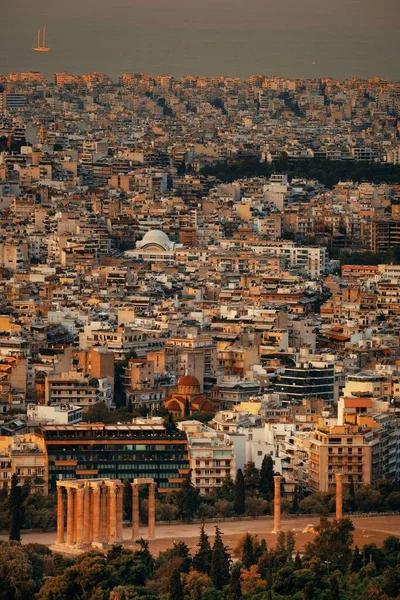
{"left": 56, "top": 485, "right": 65, "bottom": 545}
{"left": 101, "top": 486, "right": 108, "bottom": 543}
{"left": 335, "top": 473, "right": 343, "bottom": 520}
{"left": 92, "top": 485, "right": 101, "bottom": 545}
{"left": 108, "top": 484, "right": 117, "bottom": 544}
{"left": 83, "top": 485, "right": 91, "bottom": 545}
{"left": 66, "top": 487, "right": 75, "bottom": 545}
{"left": 273, "top": 475, "right": 281, "bottom": 533}
{"left": 132, "top": 483, "right": 139, "bottom": 541}
{"left": 148, "top": 482, "right": 156, "bottom": 540}
{"left": 116, "top": 484, "right": 123, "bottom": 543}
{"left": 75, "top": 486, "right": 85, "bottom": 548}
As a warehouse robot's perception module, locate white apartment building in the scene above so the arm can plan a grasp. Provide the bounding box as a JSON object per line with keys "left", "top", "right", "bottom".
{"left": 178, "top": 420, "right": 236, "bottom": 495}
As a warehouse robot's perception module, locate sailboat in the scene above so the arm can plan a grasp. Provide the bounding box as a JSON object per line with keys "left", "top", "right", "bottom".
{"left": 32, "top": 26, "right": 51, "bottom": 52}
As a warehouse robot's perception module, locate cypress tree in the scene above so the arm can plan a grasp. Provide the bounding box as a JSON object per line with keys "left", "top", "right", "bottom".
{"left": 244, "top": 461, "right": 260, "bottom": 494}
{"left": 168, "top": 569, "right": 184, "bottom": 600}
{"left": 228, "top": 563, "right": 242, "bottom": 600}
{"left": 211, "top": 526, "right": 230, "bottom": 589}
{"left": 9, "top": 473, "right": 22, "bottom": 542}
{"left": 234, "top": 469, "right": 245, "bottom": 515}
{"left": 303, "top": 581, "right": 314, "bottom": 600}
{"left": 123, "top": 479, "right": 132, "bottom": 522}
{"left": 193, "top": 524, "right": 212, "bottom": 574}
{"left": 328, "top": 575, "right": 340, "bottom": 600}
{"left": 292, "top": 484, "right": 299, "bottom": 513}
{"left": 219, "top": 472, "right": 235, "bottom": 500}
{"left": 294, "top": 551, "right": 302, "bottom": 569}
{"left": 259, "top": 454, "right": 274, "bottom": 499}
{"left": 256, "top": 538, "right": 267, "bottom": 561}
{"left": 176, "top": 471, "right": 200, "bottom": 520}
{"left": 242, "top": 533, "right": 255, "bottom": 569}
{"left": 349, "top": 476, "right": 356, "bottom": 511}
{"left": 350, "top": 545, "right": 363, "bottom": 573}
{"left": 184, "top": 399, "right": 191, "bottom": 417}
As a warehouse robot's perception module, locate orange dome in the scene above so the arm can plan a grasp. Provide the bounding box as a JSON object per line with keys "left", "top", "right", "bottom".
{"left": 178, "top": 374, "right": 201, "bottom": 387}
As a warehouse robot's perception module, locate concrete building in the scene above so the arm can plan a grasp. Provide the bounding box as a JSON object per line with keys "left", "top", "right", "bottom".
{"left": 178, "top": 420, "right": 236, "bottom": 495}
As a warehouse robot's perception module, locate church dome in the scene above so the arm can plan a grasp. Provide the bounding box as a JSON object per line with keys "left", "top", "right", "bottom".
{"left": 178, "top": 375, "right": 201, "bottom": 387}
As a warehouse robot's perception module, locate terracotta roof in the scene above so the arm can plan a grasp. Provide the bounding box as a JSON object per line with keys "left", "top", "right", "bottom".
{"left": 178, "top": 374, "right": 201, "bottom": 387}
{"left": 343, "top": 398, "right": 373, "bottom": 408}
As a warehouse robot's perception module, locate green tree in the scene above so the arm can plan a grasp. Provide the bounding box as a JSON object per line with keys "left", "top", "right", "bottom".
{"left": 168, "top": 568, "right": 184, "bottom": 600}
{"left": 244, "top": 461, "right": 260, "bottom": 495}
{"left": 350, "top": 546, "right": 363, "bottom": 573}
{"left": 211, "top": 526, "right": 230, "bottom": 589}
{"left": 234, "top": 469, "right": 245, "bottom": 515}
{"left": 242, "top": 533, "right": 255, "bottom": 569}
{"left": 193, "top": 525, "right": 212, "bottom": 575}
{"left": 327, "top": 575, "right": 340, "bottom": 600}
{"left": 381, "top": 566, "right": 400, "bottom": 598}
{"left": 176, "top": 472, "right": 200, "bottom": 520}
{"left": 348, "top": 477, "right": 356, "bottom": 511}
{"left": 303, "top": 581, "right": 314, "bottom": 600}
{"left": 0, "top": 542, "right": 36, "bottom": 600}
{"left": 259, "top": 455, "right": 274, "bottom": 499}
{"left": 9, "top": 473, "right": 23, "bottom": 541}
{"left": 228, "top": 563, "right": 242, "bottom": 600}
{"left": 123, "top": 479, "right": 132, "bottom": 522}
{"left": 305, "top": 517, "right": 354, "bottom": 572}
{"left": 292, "top": 484, "right": 299, "bottom": 513}
{"left": 219, "top": 472, "right": 235, "bottom": 500}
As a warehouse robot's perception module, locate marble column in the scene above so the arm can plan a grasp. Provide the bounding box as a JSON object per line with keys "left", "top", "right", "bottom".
{"left": 101, "top": 486, "right": 108, "bottom": 542}
{"left": 116, "top": 484, "right": 123, "bottom": 543}
{"left": 92, "top": 485, "right": 101, "bottom": 545}
{"left": 83, "top": 485, "right": 91, "bottom": 545}
{"left": 273, "top": 475, "right": 281, "bottom": 533}
{"left": 75, "top": 486, "right": 85, "bottom": 547}
{"left": 132, "top": 483, "right": 139, "bottom": 541}
{"left": 335, "top": 473, "right": 343, "bottom": 520}
{"left": 56, "top": 485, "right": 65, "bottom": 545}
{"left": 108, "top": 484, "right": 117, "bottom": 544}
{"left": 148, "top": 482, "right": 156, "bottom": 540}
{"left": 66, "top": 488, "right": 75, "bottom": 545}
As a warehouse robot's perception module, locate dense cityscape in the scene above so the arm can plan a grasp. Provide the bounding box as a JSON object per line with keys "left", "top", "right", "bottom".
{"left": 0, "top": 68, "right": 399, "bottom": 599}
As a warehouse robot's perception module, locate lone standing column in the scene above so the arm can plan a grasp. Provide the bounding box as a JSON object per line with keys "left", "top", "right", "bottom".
{"left": 132, "top": 483, "right": 139, "bottom": 541}
{"left": 75, "top": 486, "right": 85, "bottom": 548}
{"left": 83, "top": 485, "right": 91, "bottom": 545}
{"left": 66, "top": 487, "right": 75, "bottom": 545}
{"left": 273, "top": 475, "right": 281, "bottom": 533}
{"left": 335, "top": 473, "right": 343, "bottom": 520}
{"left": 148, "top": 482, "right": 156, "bottom": 540}
{"left": 56, "top": 485, "right": 65, "bottom": 545}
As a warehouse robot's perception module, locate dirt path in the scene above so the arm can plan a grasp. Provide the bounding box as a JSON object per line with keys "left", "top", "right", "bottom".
{"left": 1, "top": 514, "right": 398, "bottom": 555}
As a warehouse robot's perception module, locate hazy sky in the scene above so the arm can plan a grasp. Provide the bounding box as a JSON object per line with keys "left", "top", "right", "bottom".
{"left": 1, "top": 0, "right": 399, "bottom": 80}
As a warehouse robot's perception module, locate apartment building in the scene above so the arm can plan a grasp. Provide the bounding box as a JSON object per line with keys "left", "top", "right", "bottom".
{"left": 178, "top": 420, "right": 236, "bottom": 495}
{"left": 275, "top": 348, "right": 336, "bottom": 402}
{"left": 308, "top": 417, "right": 381, "bottom": 492}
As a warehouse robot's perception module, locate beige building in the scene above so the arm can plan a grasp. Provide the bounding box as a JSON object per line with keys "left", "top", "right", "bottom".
{"left": 44, "top": 371, "right": 102, "bottom": 407}
{"left": 0, "top": 435, "right": 46, "bottom": 494}
{"left": 178, "top": 420, "right": 236, "bottom": 495}
{"left": 308, "top": 417, "right": 381, "bottom": 492}
{"left": 76, "top": 346, "right": 115, "bottom": 393}
{"left": 123, "top": 358, "right": 165, "bottom": 411}
{"left": 0, "top": 240, "right": 28, "bottom": 270}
